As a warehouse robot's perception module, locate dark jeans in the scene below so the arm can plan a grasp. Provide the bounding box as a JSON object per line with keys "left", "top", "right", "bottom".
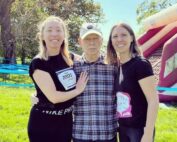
{"left": 73, "top": 136, "right": 117, "bottom": 142}
{"left": 118, "top": 126, "right": 155, "bottom": 142}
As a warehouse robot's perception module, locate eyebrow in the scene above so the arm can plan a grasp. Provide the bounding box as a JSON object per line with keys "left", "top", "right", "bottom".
{"left": 47, "top": 26, "right": 62, "bottom": 29}
{"left": 47, "top": 26, "right": 61, "bottom": 29}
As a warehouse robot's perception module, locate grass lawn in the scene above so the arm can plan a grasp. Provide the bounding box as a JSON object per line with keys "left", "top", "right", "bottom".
{"left": 0, "top": 86, "right": 177, "bottom": 142}
{"left": 0, "top": 87, "right": 34, "bottom": 142}
{"left": 155, "top": 104, "right": 177, "bottom": 142}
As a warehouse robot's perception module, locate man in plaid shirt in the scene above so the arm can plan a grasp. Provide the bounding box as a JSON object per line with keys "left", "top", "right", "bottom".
{"left": 72, "top": 23, "right": 118, "bottom": 142}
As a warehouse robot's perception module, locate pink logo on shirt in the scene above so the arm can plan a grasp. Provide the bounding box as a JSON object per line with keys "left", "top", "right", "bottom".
{"left": 116, "top": 92, "right": 132, "bottom": 118}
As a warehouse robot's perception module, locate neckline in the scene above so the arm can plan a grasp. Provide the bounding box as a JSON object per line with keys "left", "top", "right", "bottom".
{"left": 121, "top": 57, "right": 135, "bottom": 66}
{"left": 49, "top": 53, "right": 61, "bottom": 58}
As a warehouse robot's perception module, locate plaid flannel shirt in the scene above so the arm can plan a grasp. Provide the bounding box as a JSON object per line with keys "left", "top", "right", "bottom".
{"left": 73, "top": 56, "right": 118, "bottom": 141}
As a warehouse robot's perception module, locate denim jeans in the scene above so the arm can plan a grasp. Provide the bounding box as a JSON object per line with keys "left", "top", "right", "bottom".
{"left": 73, "top": 136, "right": 117, "bottom": 142}
{"left": 118, "top": 126, "right": 155, "bottom": 142}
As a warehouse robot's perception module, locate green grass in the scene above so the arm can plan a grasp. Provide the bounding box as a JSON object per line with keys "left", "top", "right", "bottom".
{"left": 155, "top": 106, "right": 177, "bottom": 142}
{"left": 0, "top": 87, "right": 34, "bottom": 142}
{"left": 0, "top": 86, "right": 177, "bottom": 142}
{"left": 0, "top": 74, "right": 33, "bottom": 85}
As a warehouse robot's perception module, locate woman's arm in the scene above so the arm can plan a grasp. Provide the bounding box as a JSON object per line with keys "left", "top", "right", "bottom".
{"left": 138, "top": 75, "right": 159, "bottom": 142}
{"left": 33, "top": 69, "right": 88, "bottom": 104}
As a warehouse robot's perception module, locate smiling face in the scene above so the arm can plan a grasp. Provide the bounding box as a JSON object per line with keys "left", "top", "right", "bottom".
{"left": 42, "top": 20, "right": 65, "bottom": 55}
{"left": 111, "top": 25, "right": 133, "bottom": 56}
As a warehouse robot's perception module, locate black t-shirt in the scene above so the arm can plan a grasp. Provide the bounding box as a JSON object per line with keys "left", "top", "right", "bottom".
{"left": 29, "top": 53, "right": 75, "bottom": 110}
{"left": 115, "top": 56, "right": 154, "bottom": 128}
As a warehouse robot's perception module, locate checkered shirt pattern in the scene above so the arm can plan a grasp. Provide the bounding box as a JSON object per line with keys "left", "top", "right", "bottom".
{"left": 72, "top": 56, "right": 118, "bottom": 141}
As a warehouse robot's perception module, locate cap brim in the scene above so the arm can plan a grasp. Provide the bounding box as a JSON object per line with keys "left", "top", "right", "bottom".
{"left": 81, "top": 30, "right": 102, "bottom": 39}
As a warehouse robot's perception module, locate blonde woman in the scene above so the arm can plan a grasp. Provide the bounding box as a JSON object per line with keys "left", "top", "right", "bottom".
{"left": 107, "top": 23, "right": 159, "bottom": 142}
{"left": 28, "top": 16, "right": 88, "bottom": 142}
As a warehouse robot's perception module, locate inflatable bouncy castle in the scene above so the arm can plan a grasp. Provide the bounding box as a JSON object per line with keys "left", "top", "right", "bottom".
{"left": 137, "top": 3, "right": 177, "bottom": 102}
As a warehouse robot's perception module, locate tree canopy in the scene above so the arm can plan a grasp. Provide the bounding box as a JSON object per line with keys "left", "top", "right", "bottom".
{"left": 0, "top": 0, "right": 104, "bottom": 63}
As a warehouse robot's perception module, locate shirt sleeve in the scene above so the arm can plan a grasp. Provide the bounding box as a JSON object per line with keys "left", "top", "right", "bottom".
{"left": 29, "top": 58, "right": 46, "bottom": 77}
{"left": 135, "top": 58, "right": 154, "bottom": 81}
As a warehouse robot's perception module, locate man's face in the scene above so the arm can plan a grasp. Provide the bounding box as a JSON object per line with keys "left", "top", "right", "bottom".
{"left": 79, "top": 34, "right": 103, "bottom": 56}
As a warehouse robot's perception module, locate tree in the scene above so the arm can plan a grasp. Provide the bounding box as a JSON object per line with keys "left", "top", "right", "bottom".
{"left": 37, "top": 0, "right": 104, "bottom": 54}
{"left": 136, "top": 0, "right": 177, "bottom": 34}
{"left": 11, "top": 0, "right": 47, "bottom": 64}
{"left": 5, "top": 0, "right": 104, "bottom": 63}
{"left": 0, "top": 0, "right": 16, "bottom": 63}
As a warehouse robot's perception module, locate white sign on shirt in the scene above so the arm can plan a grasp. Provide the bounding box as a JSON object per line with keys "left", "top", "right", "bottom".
{"left": 56, "top": 67, "right": 76, "bottom": 90}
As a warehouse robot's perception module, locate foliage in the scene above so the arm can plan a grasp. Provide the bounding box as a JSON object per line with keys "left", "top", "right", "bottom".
{"left": 37, "top": 0, "right": 104, "bottom": 54}
{"left": 11, "top": 0, "right": 48, "bottom": 63}
{"left": 1, "top": 0, "right": 104, "bottom": 63}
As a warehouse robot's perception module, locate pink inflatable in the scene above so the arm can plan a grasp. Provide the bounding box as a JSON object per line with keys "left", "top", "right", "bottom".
{"left": 137, "top": 4, "right": 177, "bottom": 102}
{"left": 138, "top": 26, "right": 164, "bottom": 45}
{"left": 143, "top": 27, "right": 177, "bottom": 57}
{"left": 158, "top": 34, "right": 177, "bottom": 87}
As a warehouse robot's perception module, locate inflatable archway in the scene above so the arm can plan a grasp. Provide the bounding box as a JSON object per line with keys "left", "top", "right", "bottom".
{"left": 137, "top": 3, "right": 177, "bottom": 102}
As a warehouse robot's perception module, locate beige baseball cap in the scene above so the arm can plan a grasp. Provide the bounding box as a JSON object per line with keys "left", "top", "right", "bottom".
{"left": 80, "top": 23, "right": 102, "bottom": 39}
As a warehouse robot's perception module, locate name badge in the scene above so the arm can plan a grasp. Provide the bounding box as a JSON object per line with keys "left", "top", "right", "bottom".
{"left": 56, "top": 67, "right": 76, "bottom": 90}
{"left": 116, "top": 92, "right": 132, "bottom": 118}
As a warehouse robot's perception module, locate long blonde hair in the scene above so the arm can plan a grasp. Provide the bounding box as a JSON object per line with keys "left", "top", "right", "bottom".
{"left": 106, "top": 23, "right": 142, "bottom": 65}
{"left": 36, "top": 16, "right": 73, "bottom": 66}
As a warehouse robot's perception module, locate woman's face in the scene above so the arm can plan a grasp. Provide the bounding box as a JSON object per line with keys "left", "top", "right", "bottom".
{"left": 42, "top": 20, "right": 65, "bottom": 54}
{"left": 111, "top": 26, "right": 133, "bottom": 55}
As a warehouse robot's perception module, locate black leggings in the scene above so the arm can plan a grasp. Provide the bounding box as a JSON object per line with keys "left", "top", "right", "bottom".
{"left": 28, "top": 107, "right": 72, "bottom": 142}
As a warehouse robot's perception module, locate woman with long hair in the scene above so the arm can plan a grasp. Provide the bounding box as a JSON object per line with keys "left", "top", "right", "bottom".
{"left": 107, "top": 22, "right": 159, "bottom": 142}
{"left": 28, "top": 16, "right": 88, "bottom": 142}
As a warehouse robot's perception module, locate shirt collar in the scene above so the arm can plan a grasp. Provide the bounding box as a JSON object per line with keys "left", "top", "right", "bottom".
{"left": 81, "top": 54, "right": 105, "bottom": 64}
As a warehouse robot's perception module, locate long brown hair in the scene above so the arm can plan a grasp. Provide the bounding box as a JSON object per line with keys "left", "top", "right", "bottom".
{"left": 36, "top": 16, "right": 73, "bottom": 66}
{"left": 106, "top": 22, "right": 141, "bottom": 65}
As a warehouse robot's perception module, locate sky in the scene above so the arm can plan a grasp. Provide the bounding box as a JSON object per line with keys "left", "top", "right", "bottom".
{"left": 94, "top": 0, "right": 144, "bottom": 41}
